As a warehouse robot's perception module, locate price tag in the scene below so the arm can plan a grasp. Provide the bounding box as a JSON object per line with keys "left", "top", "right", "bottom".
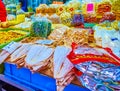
{"left": 87, "top": 3, "right": 94, "bottom": 13}
{"left": 3, "top": 41, "right": 21, "bottom": 53}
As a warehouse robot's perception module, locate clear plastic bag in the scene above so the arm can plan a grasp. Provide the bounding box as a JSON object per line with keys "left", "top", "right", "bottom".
{"left": 48, "top": 14, "right": 61, "bottom": 24}
{"left": 31, "top": 17, "right": 52, "bottom": 38}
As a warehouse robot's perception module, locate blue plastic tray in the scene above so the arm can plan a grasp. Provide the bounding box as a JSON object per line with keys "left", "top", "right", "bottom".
{"left": 4, "top": 63, "right": 11, "bottom": 75}
{"left": 11, "top": 64, "right": 31, "bottom": 82}
{"left": 4, "top": 63, "right": 90, "bottom": 91}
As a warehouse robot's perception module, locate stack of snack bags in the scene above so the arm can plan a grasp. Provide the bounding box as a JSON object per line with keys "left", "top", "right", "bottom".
{"left": 0, "top": 41, "right": 54, "bottom": 72}
{"left": 53, "top": 46, "right": 74, "bottom": 91}
{"left": 67, "top": 43, "right": 120, "bottom": 91}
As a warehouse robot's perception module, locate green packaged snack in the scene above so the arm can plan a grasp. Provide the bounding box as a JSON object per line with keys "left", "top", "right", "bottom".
{"left": 31, "top": 18, "right": 52, "bottom": 38}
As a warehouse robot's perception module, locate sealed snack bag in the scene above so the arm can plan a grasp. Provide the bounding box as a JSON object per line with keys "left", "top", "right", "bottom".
{"left": 56, "top": 5, "right": 66, "bottom": 15}
{"left": 72, "top": 10, "right": 84, "bottom": 28}
{"left": 93, "top": 25, "right": 116, "bottom": 46}
{"left": 66, "top": 0, "right": 81, "bottom": 17}
{"left": 36, "top": 4, "right": 48, "bottom": 14}
{"left": 97, "top": 1, "right": 111, "bottom": 16}
{"left": 48, "top": 14, "right": 61, "bottom": 24}
{"left": 93, "top": 24, "right": 120, "bottom": 57}
{"left": 67, "top": 43, "right": 120, "bottom": 91}
{"left": 60, "top": 12, "right": 72, "bottom": 26}
{"left": 31, "top": 17, "right": 52, "bottom": 38}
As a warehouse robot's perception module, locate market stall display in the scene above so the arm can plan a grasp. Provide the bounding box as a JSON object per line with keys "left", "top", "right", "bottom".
{"left": 0, "top": 29, "right": 28, "bottom": 48}
{"left": 0, "top": 0, "right": 120, "bottom": 91}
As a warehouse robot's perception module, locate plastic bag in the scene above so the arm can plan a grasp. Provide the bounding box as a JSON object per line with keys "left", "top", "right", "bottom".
{"left": 48, "top": 14, "right": 61, "bottom": 24}
{"left": 97, "top": 1, "right": 111, "bottom": 16}
{"left": 67, "top": 43, "right": 120, "bottom": 91}
{"left": 48, "top": 26, "right": 69, "bottom": 40}
{"left": 60, "top": 12, "right": 72, "bottom": 26}
{"left": 72, "top": 11, "right": 84, "bottom": 28}
{"left": 94, "top": 25, "right": 120, "bottom": 57}
{"left": 31, "top": 17, "right": 52, "bottom": 38}
{"left": 7, "top": 14, "right": 15, "bottom": 21}
{"left": 93, "top": 25, "right": 116, "bottom": 46}
{"left": 36, "top": 4, "right": 48, "bottom": 14}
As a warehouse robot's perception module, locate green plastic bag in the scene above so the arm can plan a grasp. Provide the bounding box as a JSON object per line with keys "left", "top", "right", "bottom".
{"left": 31, "top": 18, "right": 52, "bottom": 38}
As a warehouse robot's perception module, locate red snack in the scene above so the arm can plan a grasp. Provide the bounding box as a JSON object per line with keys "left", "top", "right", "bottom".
{"left": 67, "top": 43, "right": 120, "bottom": 66}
